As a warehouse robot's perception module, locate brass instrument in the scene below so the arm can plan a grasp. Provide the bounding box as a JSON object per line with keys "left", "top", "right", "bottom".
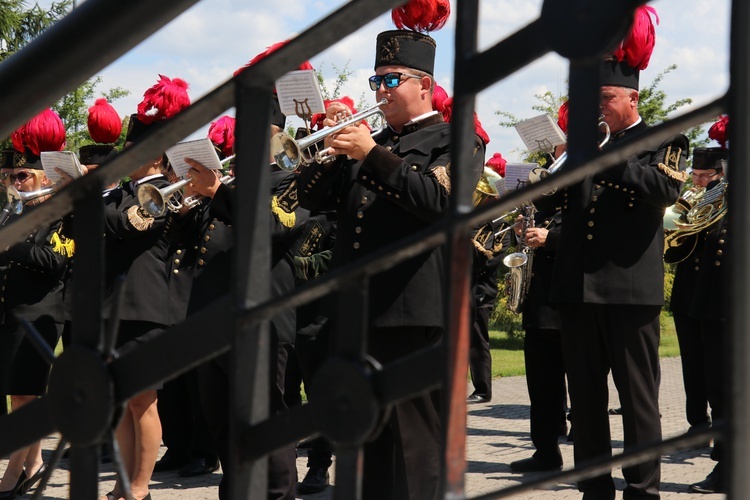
{"left": 503, "top": 204, "right": 536, "bottom": 314}
{"left": 474, "top": 166, "right": 504, "bottom": 207}
{"left": 6, "top": 185, "right": 56, "bottom": 214}
{"left": 182, "top": 175, "right": 234, "bottom": 210}
{"left": 270, "top": 99, "right": 387, "bottom": 171}
{"left": 664, "top": 178, "right": 727, "bottom": 264}
{"left": 138, "top": 155, "right": 235, "bottom": 217}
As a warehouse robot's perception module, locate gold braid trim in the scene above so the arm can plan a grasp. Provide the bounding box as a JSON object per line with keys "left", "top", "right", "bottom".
{"left": 271, "top": 196, "right": 296, "bottom": 228}
{"left": 657, "top": 163, "right": 689, "bottom": 182}
{"left": 50, "top": 232, "right": 75, "bottom": 257}
{"left": 472, "top": 238, "right": 493, "bottom": 260}
{"left": 431, "top": 165, "right": 451, "bottom": 194}
{"left": 126, "top": 205, "right": 155, "bottom": 231}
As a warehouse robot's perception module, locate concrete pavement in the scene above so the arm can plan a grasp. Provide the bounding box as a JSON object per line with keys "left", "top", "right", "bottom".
{"left": 1, "top": 356, "right": 724, "bottom": 499}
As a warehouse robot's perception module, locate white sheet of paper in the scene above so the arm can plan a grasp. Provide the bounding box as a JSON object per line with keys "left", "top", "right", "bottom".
{"left": 504, "top": 163, "right": 539, "bottom": 192}
{"left": 166, "top": 138, "right": 222, "bottom": 178}
{"left": 41, "top": 151, "right": 85, "bottom": 183}
{"left": 514, "top": 114, "right": 567, "bottom": 153}
{"left": 275, "top": 70, "right": 325, "bottom": 118}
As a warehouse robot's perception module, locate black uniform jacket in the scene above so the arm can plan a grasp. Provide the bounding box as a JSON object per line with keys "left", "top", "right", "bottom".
{"left": 521, "top": 210, "right": 561, "bottom": 330}
{"left": 172, "top": 168, "right": 309, "bottom": 344}
{"left": 535, "top": 120, "right": 688, "bottom": 306}
{"left": 102, "top": 175, "right": 174, "bottom": 325}
{"left": 0, "top": 212, "right": 68, "bottom": 325}
{"left": 298, "top": 113, "right": 485, "bottom": 328}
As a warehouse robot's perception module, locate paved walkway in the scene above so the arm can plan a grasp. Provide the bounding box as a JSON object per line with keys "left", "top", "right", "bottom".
{"left": 2, "top": 357, "right": 724, "bottom": 499}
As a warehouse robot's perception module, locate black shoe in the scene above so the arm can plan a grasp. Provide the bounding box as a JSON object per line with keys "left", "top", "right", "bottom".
{"left": 689, "top": 464, "right": 724, "bottom": 494}
{"left": 297, "top": 466, "right": 330, "bottom": 494}
{"left": 509, "top": 456, "right": 562, "bottom": 473}
{"left": 0, "top": 470, "right": 27, "bottom": 500}
{"left": 178, "top": 457, "right": 220, "bottom": 477}
{"left": 153, "top": 453, "right": 189, "bottom": 473}
{"left": 467, "top": 393, "right": 491, "bottom": 404}
{"left": 19, "top": 463, "right": 46, "bottom": 495}
{"left": 297, "top": 437, "right": 316, "bottom": 449}
{"left": 558, "top": 422, "right": 568, "bottom": 437}
{"left": 608, "top": 407, "right": 622, "bottom": 415}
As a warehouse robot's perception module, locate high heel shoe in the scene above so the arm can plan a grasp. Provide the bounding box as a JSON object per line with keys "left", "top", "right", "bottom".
{"left": 19, "top": 463, "right": 46, "bottom": 495}
{"left": 0, "top": 469, "right": 28, "bottom": 499}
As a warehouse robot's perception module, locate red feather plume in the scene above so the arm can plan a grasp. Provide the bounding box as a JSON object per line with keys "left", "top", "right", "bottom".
{"left": 88, "top": 99, "right": 122, "bottom": 144}
{"left": 432, "top": 84, "right": 449, "bottom": 114}
{"left": 234, "top": 40, "right": 313, "bottom": 77}
{"left": 392, "top": 0, "right": 451, "bottom": 33}
{"left": 440, "top": 96, "right": 490, "bottom": 144}
{"left": 11, "top": 125, "right": 25, "bottom": 153}
{"left": 137, "top": 75, "right": 191, "bottom": 125}
{"left": 208, "top": 115, "right": 236, "bottom": 158}
{"left": 557, "top": 100, "right": 569, "bottom": 135}
{"left": 613, "top": 5, "right": 659, "bottom": 71}
{"left": 486, "top": 152, "right": 507, "bottom": 178}
{"left": 708, "top": 115, "right": 729, "bottom": 149}
{"left": 22, "top": 108, "right": 66, "bottom": 156}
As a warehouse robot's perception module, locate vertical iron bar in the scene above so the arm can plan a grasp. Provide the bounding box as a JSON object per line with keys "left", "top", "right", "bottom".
{"left": 567, "top": 63, "right": 601, "bottom": 166}
{"left": 230, "top": 82, "right": 274, "bottom": 499}
{"left": 443, "top": 0, "right": 480, "bottom": 497}
{"left": 331, "top": 282, "right": 368, "bottom": 500}
{"left": 69, "top": 445, "right": 101, "bottom": 500}
{"left": 728, "top": 0, "right": 749, "bottom": 496}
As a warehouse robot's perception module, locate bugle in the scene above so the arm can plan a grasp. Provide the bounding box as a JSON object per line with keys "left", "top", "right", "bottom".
{"left": 138, "top": 155, "right": 235, "bottom": 217}
{"left": 270, "top": 99, "right": 387, "bottom": 171}
{"left": 6, "top": 185, "right": 56, "bottom": 215}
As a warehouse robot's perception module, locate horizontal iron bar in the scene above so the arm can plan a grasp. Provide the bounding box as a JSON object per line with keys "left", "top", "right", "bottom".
{"left": 239, "top": 401, "right": 319, "bottom": 461}
{"left": 0, "top": 398, "right": 56, "bottom": 457}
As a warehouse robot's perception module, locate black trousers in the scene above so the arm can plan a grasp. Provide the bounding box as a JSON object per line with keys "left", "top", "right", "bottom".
{"left": 673, "top": 312, "right": 710, "bottom": 427}
{"left": 362, "top": 326, "right": 443, "bottom": 500}
{"left": 197, "top": 340, "right": 296, "bottom": 500}
{"left": 696, "top": 317, "right": 726, "bottom": 462}
{"left": 523, "top": 328, "right": 567, "bottom": 462}
{"left": 560, "top": 304, "right": 661, "bottom": 500}
{"left": 469, "top": 305, "right": 493, "bottom": 399}
{"left": 158, "top": 367, "right": 218, "bottom": 463}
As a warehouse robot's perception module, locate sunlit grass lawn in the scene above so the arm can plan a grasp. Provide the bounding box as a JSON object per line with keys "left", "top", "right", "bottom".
{"left": 489, "top": 310, "right": 680, "bottom": 379}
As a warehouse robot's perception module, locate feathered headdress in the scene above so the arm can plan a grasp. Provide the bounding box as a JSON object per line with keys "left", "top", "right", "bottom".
{"left": 234, "top": 40, "right": 313, "bottom": 78}
{"left": 136, "top": 75, "right": 191, "bottom": 125}
{"left": 557, "top": 100, "right": 569, "bottom": 135}
{"left": 708, "top": 115, "right": 728, "bottom": 149}
{"left": 600, "top": 5, "right": 658, "bottom": 90}
{"left": 11, "top": 108, "right": 66, "bottom": 158}
{"left": 391, "top": 0, "right": 450, "bottom": 33}
{"left": 440, "top": 96, "right": 490, "bottom": 145}
{"left": 432, "top": 84, "right": 450, "bottom": 115}
{"left": 88, "top": 99, "right": 122, "bottom": 144}
{"left": 208, "top": 115, "right": 236, "bottom": 158}
{"left": 486, "top": 152, "right": 507, "bottom": 178}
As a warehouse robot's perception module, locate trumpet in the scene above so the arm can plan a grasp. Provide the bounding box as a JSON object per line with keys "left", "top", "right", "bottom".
{"left": 6, "top": 185, "right": 56, "bottom": 214}
{"left": 270, "top": 99, "right": 387, "bottom": 171}
{"left": 138, "top": 155, "right": 235, "bottom": 217}
{"left": 181, "top": 175, "right": 234, "bottom": 210}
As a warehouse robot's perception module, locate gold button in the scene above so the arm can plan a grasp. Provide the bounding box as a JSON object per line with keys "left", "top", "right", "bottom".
{"left": 209, "top": 224, "right": 215, "bottom": 230}
{"left": 628, "top": 203, "right": 634, "bottom": 207}
{"left": 361, "top": 197, "right": 368, "bottom": 204}
{"left": 411, "top": 165, "right": 418, "bottom": 171}
{"left": 362, "top": 175, "right": 368, "bottom": 180}
{"left": 587, "top": 234, "right": 593, "bottom": 240}
{"left": 357, "top": 211, "right": 364, "bottom": 219}
{"left": 395, "top": 194, "right": 400, "bottom": 199}
{"left": 592, "top": 196, "right": 598, "bottom": 202}
{"left": 717, "top": 250, "right": 723, "bottom": 256}
{"left": 353, "top": 242, "right": 360, "bottom": 249}
{"left": 695, "top": 258, "right": 700, "bottom": 263}
{"left": 608, "top": 183, "right": 613, "bottom": 187}
{"left": 378, "top": 186, "right": 384, "bottom": 191}
{"left": 589, "top": 208, "right": 595, "bottom": 214}
{"left": 387, "top": 192, "right": 391, "bottom": 196}
{"left": 587, "top": 221, "right": 594, "bottom": 227}
{"left": 614, "top": 185, "right": 619, "bottom": 189}
{"left": 370, "top": 180, "right": 376, "bottom": 185}
{"left": 721, "top": 229, "right": 727, "bottom": 234}
{"left": 355, "top": 227, "right": 362, "bottom": 234}
{"left": 174, "top": 259, "right": 180, "bottom": 265}
{"left": 173, "top": 269, "right": 179, "bottom": 275}
{"left": 695, "top": 266, "right": 700, "bottom": 271}
{"left": 204, "top": 235, "right": 211, "bottom": 242}
{"left": 176, "top": 249, "right": 182, "bottom": 255}
{"left": 385, "top": 146, "right": 392, "bottom": 151}
{"left": 201, "top": 247, "right": 207, "bottom": 253}
{"left": 715, "top": 261, "right": 721, "bottom": 266}
{"left": 719, "top": 239, "right": 725, "bottom": 245}
{"left": 198, "top": 259, "right": 205, "bottom": 266}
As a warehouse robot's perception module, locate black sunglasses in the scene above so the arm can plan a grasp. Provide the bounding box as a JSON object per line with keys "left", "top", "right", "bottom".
{"left": 10, "top": 171, "right": 33, "bottom": 183}
{"left": 368, "top": 72, "right": 422, "bottom": 91}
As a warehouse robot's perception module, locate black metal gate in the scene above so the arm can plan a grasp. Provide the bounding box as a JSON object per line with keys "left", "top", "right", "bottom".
{"left": 0, "top": 0, "right": 746, "bottom": 498}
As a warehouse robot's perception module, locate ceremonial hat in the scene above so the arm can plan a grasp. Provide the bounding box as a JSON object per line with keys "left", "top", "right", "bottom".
{"left": 79, "top": 144, "right": 117, "bottom": 166}
{"left": 374, "top": 0, "right": 450, "bottom": 76}
{"left": 11, "top": 108, "right": 66, "bottom": 169}
{"left": 208, "top": 115, "right": 236, "bottom": 159}
{"left": 692, "top": 148, "right": 727, "bottom": 171}
{"left": 125, "top": 75, "right": 191, "bottom": 145}
{"left": 600, "top": 6, "right": 658, "bottom": 90}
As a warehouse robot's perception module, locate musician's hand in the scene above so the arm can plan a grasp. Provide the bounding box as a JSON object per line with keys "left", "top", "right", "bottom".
{"left": 328, "top": 123, "right": 376, "bottom": 161}
{"left": 525, "top": 227, "right": 549, "bottom": 248}
{"left": 53, "top": 167, "right": 75, "bottom": 189}
{"left": 185, "top": 158, "right": 221, "bottom": 199}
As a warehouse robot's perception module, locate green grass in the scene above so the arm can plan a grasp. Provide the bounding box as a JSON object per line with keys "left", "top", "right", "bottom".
{"left": 489, "top": 310, "right": 681, "bottom": 379}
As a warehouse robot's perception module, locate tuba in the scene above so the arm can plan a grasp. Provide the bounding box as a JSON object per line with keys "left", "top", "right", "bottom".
{"left": 664, "top": 178, "right": 727, "bottom": 264}
{"left": 503, "top": 204, "right": 536, "bottom": 314}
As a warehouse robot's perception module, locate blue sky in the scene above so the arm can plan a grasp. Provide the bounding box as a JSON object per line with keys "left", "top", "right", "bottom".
{"left": 34, "top": 0, "right": 731, "bottom": 162}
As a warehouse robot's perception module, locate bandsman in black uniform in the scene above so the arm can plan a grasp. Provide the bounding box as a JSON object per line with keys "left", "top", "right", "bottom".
{"left": 297, "top": 11, "right": 485, "bottom": 498}
{"left": 0, "top": 109, "right": 70, "bottom": 498}
{"left": 534, "top": 7, "right": 688, "bottom": 499}
{"left": 666, "top": 118, "right": 729, "bottom": 494}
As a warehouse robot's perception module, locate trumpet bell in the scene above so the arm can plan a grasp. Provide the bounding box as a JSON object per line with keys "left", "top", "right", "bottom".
{"left": 270, "top": 132, "right": 302, "bottom": 171}
{"left": 473, "top": 166, "right": 502, "bottom": 207}
{"left": 503, "top": 252, "right": 528, "bottom": 268}
{"left": 137, "top": 183, "right": 166, "bottom": 217}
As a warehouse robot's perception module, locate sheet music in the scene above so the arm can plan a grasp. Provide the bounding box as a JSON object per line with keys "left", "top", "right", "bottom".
{"left": 166, "top": 138, "right": 223, "bottom": 178}
{"left": 514, "top": 114, "right": 567, "bottom": 153}
{"left": 504, "top": 163, "right": 538, "bottom": 192}
{"left": 41, "top": 151, "right": 85, "bottom": 183}
{"left": 275, "top": 70, "right": 325, "bottom": 118}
